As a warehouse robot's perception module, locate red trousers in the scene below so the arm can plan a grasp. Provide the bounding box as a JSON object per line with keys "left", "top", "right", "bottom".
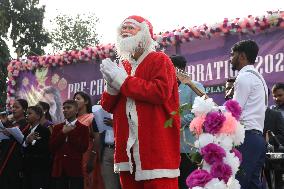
{"left": 120, "top": 171, "right": 178, "bottom": 189}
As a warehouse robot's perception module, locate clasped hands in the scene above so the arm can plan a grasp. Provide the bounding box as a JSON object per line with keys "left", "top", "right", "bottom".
{"left": 26, "top": 132, "right": 41, "bottom": 144}
{"left": 100, "top": 58, "right": 127, "bottom": 90}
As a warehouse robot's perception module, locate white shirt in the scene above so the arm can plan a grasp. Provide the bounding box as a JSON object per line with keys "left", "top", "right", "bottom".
{"left": 233, "top": 65, "right": 268, "bottom": 132}
{"left": 104, "top": 130, "right": 114, "bottom": 144}
{"left": 65, "top": 119, "right": 77, "bottom": 127}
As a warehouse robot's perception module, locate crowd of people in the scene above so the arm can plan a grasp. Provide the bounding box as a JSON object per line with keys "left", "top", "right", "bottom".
{"left": 0, "top": 15, "right": 284, "bottom": 189}
{"left": 0, "top": 91, "right": 120, "bottom": 189}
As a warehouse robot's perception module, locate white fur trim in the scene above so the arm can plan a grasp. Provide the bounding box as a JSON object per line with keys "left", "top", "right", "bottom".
{"left": 106, "top": 84, "right": 119, "bottom": 95}
{"left": 114, "top": 97, "right": 180, "bottom": 181}
{"left": 125, "top": 98, "right": 138, "bottom": 173}
{"left": 129, "top": 49, "right": 153, "bottom": 75}
{"left": 135, "top": 169, "right": 180, "bottom": 181}
{"left": 111, "top": 71, "right": 128, "bottom": 90}
{"left": 136, "top": 48, "right": 153, "bottom": 65}
{"left": 123, "top": 19, "right": 145, "bottom": 28}
{"left": 114, "top": 162, "right": 130, "bottom": 173}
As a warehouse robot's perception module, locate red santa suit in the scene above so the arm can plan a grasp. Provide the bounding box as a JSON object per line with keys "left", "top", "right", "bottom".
{"left": 101, "top": 48, "right": 181, "bottom": 183}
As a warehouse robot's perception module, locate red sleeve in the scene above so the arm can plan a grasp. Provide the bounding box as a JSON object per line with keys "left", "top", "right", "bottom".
{"left": 120, "top": 53, "right": 176, "bottom": 104}
{"left": 68, "top": 123, "right": 89, "bottom": 153}
{"left": 100, "top": 92, "right": 120, "bottom": 113}
{"left": 49, "top": 124, "right": 67, "bottom": 154}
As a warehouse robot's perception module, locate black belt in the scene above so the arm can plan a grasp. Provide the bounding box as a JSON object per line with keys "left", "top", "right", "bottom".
{"left": 246, "top": 129, "right": 262, "bottom": 136}
{"left": 104, "top": 143, "right": 115, "bottom": 148}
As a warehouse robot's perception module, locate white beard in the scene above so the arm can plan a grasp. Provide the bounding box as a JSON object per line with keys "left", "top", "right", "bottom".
{"left": 116, "top": 25, "right": 155, "bottom": 61}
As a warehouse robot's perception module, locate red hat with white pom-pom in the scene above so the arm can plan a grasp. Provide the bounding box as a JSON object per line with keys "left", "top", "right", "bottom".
{"left": 121, "top": 15, "right": 154, "bottom": 40}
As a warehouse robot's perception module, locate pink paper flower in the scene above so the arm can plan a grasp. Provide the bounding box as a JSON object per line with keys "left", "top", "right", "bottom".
{"left": 210, "top": 162, "right": 232, "bottom": 183}
{"left": 224, "top": 100, "right": 242, "bottom": 120}
{"left": 204, "top": 112, "right": 226, "bottom": 134}
{"left": 186, "top": 169, "right": 212, "bottom": 188}
{"left": 218, "top": 112, "right": 237, "bottom": 134}
{"left": 189, "top": 115, "right": 206, "bottom": 136}
{"left": 201, "top": 143, "right": 226, "bottom": 165}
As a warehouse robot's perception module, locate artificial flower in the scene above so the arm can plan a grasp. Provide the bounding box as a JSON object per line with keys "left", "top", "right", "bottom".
{"left": 210, "top": 162, "right": 232, "bottom": 183}
{"left": 201, "top": 143, "right": 226, "bottom": 165}
{"left": 232, "top": 123, "right": 245, "bottom": 146}
{"left": 224, "top": 151, "right": 240, "bottom": 175}
{"left": 192, "top": 96, "right": 215, "bottom": 116}
{"left": 204, "top": 112, "right": 226, "bottom": 134}
{"left": 224, "top": 100, "right": 242, "bottom": 120}
{"left": 227, "top": 177, "right": 241, "bottom": 189}
{"left": 186, "top": 169, "right": 212, "bottom": 188}
{"left": 190, "top": 115, "right": 206, "bottom": 136}
{"left": 231, "top": 148, "right": 242, "bottom": 163}
{"left": 204, "top": 178, "right": 227, "bottom": 189}
{"left": 194, "top": 133, "right": 214, "bottom": 149}
{"left": 215, "top": 134, "right": 233, "bottom": 151}
{"left": 219, "top": 112, "right": 237, "bottom": 134}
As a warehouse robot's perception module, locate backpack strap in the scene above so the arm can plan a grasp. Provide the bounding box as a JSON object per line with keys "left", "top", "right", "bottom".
{"left": 245, "top": 70, "right": 268, "bottom": 107}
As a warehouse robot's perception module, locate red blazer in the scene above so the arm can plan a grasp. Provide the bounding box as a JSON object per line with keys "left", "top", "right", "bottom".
{"left": 49, "top": 121, "right": 89, "bottom": 177}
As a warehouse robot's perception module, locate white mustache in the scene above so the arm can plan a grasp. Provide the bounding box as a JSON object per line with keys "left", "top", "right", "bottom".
{"left": 121, "top": 33, "right": 133, "bottom": 38}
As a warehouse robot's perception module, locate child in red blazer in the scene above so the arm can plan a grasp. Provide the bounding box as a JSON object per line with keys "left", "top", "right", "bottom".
{"left": 49, "top": 100, "right": 89, "bottom": 189}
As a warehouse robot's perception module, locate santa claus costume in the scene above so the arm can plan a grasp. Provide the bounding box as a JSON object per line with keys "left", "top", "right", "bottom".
{"left": 100, "top": 15, "right": 180, "bottom": 189}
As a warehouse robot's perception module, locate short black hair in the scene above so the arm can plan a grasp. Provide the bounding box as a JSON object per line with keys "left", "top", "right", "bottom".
{"left": 226, "top": 78, "right": 236, "bottom": 83}
{"left": 272, "top": 83, "right": 284, "bottom": 93}
{"left": 170, "top": 55, "right": 187, "bottom": 70}
{"left": 28, "top": 106, "right": 43, "bottom": 119}
{"left": 63, "top": 99, "right": 78, "bottom": 108}
{"left": 231, "top": 40, "right": 259, "bottom": 64}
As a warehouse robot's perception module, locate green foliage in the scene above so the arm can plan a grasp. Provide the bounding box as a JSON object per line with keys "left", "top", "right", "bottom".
{"left": 0, "top": 0, "right": 11, "bottom": 37}
{"left": 0, "top": 39, "right": 10, "bottom": 111}
{"left": 179, "top": 103, "right": 192, "bottom": 116}
{"left": 0, "top": 0, "right": 50, "bottom": 109}
{"left": 164, "top": 103, "right": 192, "bottom": 128}
{"left": 164, "top": 118, "right": 173, "bottom": 128}
{"left": 190, "top": 152, "right": 203, "bottom": 164}
{"left": 50, "top": 13, "right": 100, "bottom": 52}
{"left": 2, "top": 0, "right": 51, "bottom": 56}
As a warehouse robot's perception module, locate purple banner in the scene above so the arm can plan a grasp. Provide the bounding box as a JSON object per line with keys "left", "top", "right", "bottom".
{"left": 15, "top": 61, "right": 105, "bottom": 123}
{"left": 15, "top": 28, "right": 284, "bottom": 122}
{"left": 179, "top": 28, "right": 284, "bottom": 105}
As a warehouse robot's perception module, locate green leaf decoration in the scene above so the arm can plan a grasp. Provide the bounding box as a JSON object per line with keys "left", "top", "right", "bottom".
{"left": 170, "top": 111, "right": 177, "bottom": 115}
{"left": 164, "top": 118, "right": 173, "bottom": 128}
{"left": 190, "top": 152, "right": 202, "bottom": 164}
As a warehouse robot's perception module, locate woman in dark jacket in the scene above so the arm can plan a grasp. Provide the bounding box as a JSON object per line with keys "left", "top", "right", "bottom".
{"left": 0, "top": 99, "right": 29, "bottom": 189}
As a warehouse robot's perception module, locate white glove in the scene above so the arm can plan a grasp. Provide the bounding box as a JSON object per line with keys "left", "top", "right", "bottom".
{"left": 100, "top": 58, "right": 114, "bottom": 83}
{"left": 100, "top": 58, "right": 128, "bottom": 90}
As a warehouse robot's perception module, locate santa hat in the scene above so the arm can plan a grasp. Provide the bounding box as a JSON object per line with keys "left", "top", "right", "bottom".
{"left": 122, "top": 15, "right": 154, "bottom": 40}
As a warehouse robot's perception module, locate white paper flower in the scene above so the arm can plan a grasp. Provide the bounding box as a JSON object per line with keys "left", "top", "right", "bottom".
{"left": 205, "top": 178, "right": 227, "bottom": 189}
{"left": 227, "top": 177, "right": 241, "bottom": 189}
{"left": 215, "top": 134, "right": 233, "bottom": 151}
{"left": 193, "top": 187, "right": 204, "bottom": 189}
{"left": 192, "top": 96, "right": 215, "bottom": 116}
{"left": 212, "top": 105, "right": 226, "bottom": 113}
{"left": 232, "top": 123, "right": 245, "bottom": 146}
{"left": 195, "top": 133, "right": 214, "bottom": 148}
{"left": 202, "top": 161, "right": 211, "bottom": 172}
{"left": 224, "top": 151, "right": 240, "bottom": 175}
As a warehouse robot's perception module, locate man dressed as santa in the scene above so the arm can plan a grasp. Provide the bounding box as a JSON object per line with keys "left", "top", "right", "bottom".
{"left": 100, "top": 15, "right": 180, "bottom": 189}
